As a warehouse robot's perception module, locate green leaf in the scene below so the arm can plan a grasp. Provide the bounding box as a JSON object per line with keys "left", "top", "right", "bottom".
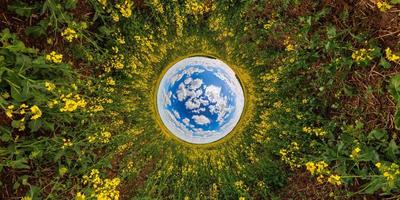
{"left": 368, "top": 129, "right": 388, "bottom": 141}
{"left": 64, "top": 0, "right": 77, "bottom": 9}
{"left": 362, "top": 178, "right": 385, "bottom": 194}
{"left": 29, "top": 119, "right": 42, "bottom": 132}
{"left": 25, "top": 26, "right": 47, "bottom": 37}
{"left": 379, "top": 57, "right": 391, "bottom": 69}
{"left": 7, "top": 1, "right": 35, "bottom": 17}
{"left": 385, "top": 139, "right": 399, "bottom": 160}
{"left": 390, "top": 0, "right": 400, "bottom": 4}
{"left": 389, "top": 74, "right": 400, "bottom": 102}
{"left": 9, "top": 158, "right": 30, "bottom": 169}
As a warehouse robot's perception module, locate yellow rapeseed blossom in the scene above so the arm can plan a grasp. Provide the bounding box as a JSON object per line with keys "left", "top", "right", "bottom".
{"left": 30, "top": 105, "right": 42, "bottom": 120}
{"left": 46, "top": 51, "right": 63, "bottom": 64}
{"left": 82, "top": 169, "right": 120, "bottom": 200}
{"left": 106, "top": 77, "right": 116, "bottom": 86}
{"left": 185, "top": 0, "right": 212, "bottom": 16}
{"left": 385, "top": 48, "right": 400, "bottom": 62}
{"left": 97, "top": 0, "right": 107, "bottom": 8}
{"left": 306, "top": 162, "right": 316, "bottom": 175}
{"left": 116, "top": 0, "right": 133, "bottom": 18}
{"left": 350, "top": 147, "right": 361, "bottom": 159}
{"left": 377, "top": 2, "right": 392, "bottom": 12}
{"left": 375, "top": 162, "right": 382, "bottom": 169}
{"left": 284, "top": 38, "right": 295, "bottom": 51}
{"left": 75, "top": 192, "right": 86, "bottom": 200}
{"left": 61, "top": 28, "right": 78, "bottom": 42}
{"left": 21, "top": 196, "right": 32, "bottom": 200}
{"left": 316, "top": 161, "right": 328, "bottom": 174}
{"left": 5, "top": 105, "right": 14, "bottom": 118}
{"left": 327, "top": 174, "right": 342, "bottom": 186}
{"left": 101, "top": 131, "right": 112, "bottom": 143}
{"left": 351, "top": 48, "right": 374, "bottom": 63}
{"left": 62, "top": 138, "right": 73, "bottom": 149}
{"left": 19, "top": 104, "right": 28, "bottom": 114}
{"left": 112, "top": 12, "right": 120, "bottom": 22}
{"left": 263, "top": 20, "right": 275, "bottom": 30}
{"left": 45, "top": 81, "right": 56, "bottom": 91}
{"left": 61, "top": 99, "right": 78, "bottom": 112}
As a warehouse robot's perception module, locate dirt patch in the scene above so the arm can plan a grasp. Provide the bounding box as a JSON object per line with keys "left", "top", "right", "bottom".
{"left": 119, "top": 158, "right": 158, "bottom": 200}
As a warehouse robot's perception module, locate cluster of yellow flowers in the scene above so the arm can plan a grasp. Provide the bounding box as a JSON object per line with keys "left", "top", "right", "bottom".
{"left": 260, "top": 67, "right": 283, "bottom": 93}
{"left": 82, "top": 169, "right": 120, "bottom": 200}
{"left": 376, "top": 162, "right": 400, "bottom": 186}
{"left": 148, "top": 0, "right": 164, "bottom": 14}
{"left": 385, "top": 47, "right": 400, "bottom": 62}
{"left": 350, "top": 147, "right": 361, "bottom": 159}
{"left": 5, "top": 104, "right": 42, "bottom": 121}
{"left": 263, "top": 19, "right": 275, "bottom": 30}
{"left": 185, "top": 0, "right": 213, "bottom": 15}
{"left": 284, "top": 37, "right": 296, "bottom": 51}
{"left": 62, "top": 138, "right": 73, "bottom": 149}
{"left": 234, "top": 180, "right": 249, "bottom": 192}
{"left": 351, "top": 48, "right": 374, "bottom": 63}
{"left": 97, "top": 0, "right": 107, "bottom": 8}
{"left": 61, "top": 28, "right": 78, "bottom": 42}
{"left": 45, "top": 81, "right": 56, "bottom": 91}
{"left": 116, "top": 0, "right": 133, "bottom": 18}
{"left": 46, "top": 51, "right": 63, "bottom": 64}
{"left": 302, "top": 127, "right": 326, "bottom": 137}
{"left": 174, "top": 9, "right": 185, "bottom": 37}
{"left": 209, "top": 15, "right": 224, "bottom": 32}
{"left": 59, "top": 93, "right": 87, "bottom": 112}
{"left": 305, "top": 161, "right": 342, "bottom": 186}
{"left": 279, "top": 142, "right": 302, "bottom": 168}
{"left": 376, "top": 1, "right": 392, "bottom": 12}
{"left": 107, "top": 54, "right": 125, "bottom": 71}
{"left": 87, "top": 131, "right": 112, "bottom": 144}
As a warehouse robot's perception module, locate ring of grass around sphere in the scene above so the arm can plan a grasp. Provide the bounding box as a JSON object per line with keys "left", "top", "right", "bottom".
{"left": 152, "top": 53, "right": 255, "bottom": 148}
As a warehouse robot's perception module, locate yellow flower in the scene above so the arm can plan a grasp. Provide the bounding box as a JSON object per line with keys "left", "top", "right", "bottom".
{"left": 61, "top": 28, "right": 78, "bottom": 42}
{"left": 101, "top": 131, "right": 112, "bottom": 143}
{"left": 59, "top": 167, "right": 68, "bottom": 176}
{"left": 112, "top": 12, "right": 120, "bottom": 22}
{"left": 316, "top": 161, "right": 328, "bottom": 174}
{"left": 5, "top": 105, "right": 14, "bottom": 118}
{"left": 351, "top": 48, "right": 374, "bottom": 63}
{"left": 30, "top": 105, "right": 42, "bottom": 120}
{"left": 62, "top": 138, "right": 73, "bottom": 149}
{"left": 306, "top": 162, "right": 316, "bottom": 175}
{"left": 21, "top": 196, "right": 32, "bottom": 200}
{"left": 61, "top": 99, "right": 78, "bottom": 112}
{"left": 75, "top": 192, "right": 86, "bottom": 200}
{"left": 116, "top": 0, "right": 133, "bottom": 18}
{"left": 385, "top": 48, "right": 400, "bottom": 62}
{"left": 350, "top": 147, "right": 361, "bottom": 159}
{"left": 106, "top": 77, "right": 116, "bottom": 86}
{"left": 45, "top": 81, "right": 56, "bottom": 91}
{"left": 377, "top": 2, "right": 392, "bottom": 12}
{"left": 327, "top": 174, "right": 342, "bottom": 186}
{"left": 375, "top": 162, "right": 382, "bottom": 169}
{"left": 46, "top": 51, "right": 63, "bottom": 63}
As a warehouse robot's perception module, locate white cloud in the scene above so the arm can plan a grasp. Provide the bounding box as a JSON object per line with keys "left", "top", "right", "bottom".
{"left": 192, "top": 115, "right": 211, "bottom": 125}
{"left": 182, "top": 118, "right": 190, "bottom": 126}
{"left": 172, "top": 109, "right": 180, "bottom": 119}
{"left": 189, "top": 79, "right": 203, "bottom": 90}
{"left": 185, "top": 98, "right": 201, "bottom": 110}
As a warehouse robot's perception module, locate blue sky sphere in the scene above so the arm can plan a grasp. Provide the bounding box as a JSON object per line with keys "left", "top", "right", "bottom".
{"left": 157, "top": 56, "right": 245, "bottom": 144}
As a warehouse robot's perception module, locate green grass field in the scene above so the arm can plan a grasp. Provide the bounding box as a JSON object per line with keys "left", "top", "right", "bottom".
{"left": 1, "top": 0, "right": 400, "bottom": 199}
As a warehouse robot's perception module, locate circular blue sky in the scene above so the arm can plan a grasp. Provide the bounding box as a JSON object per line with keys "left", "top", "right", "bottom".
{"left": 157, "top": 56, "right": 244, "bottom": 144}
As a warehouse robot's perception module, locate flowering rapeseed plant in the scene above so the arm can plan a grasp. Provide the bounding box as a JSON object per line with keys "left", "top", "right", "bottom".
{"left": 61, "top": 28, "right": 78, "bottom": 42}
{"left": 46, "top": 51, "right": 63, "bottom": 64}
